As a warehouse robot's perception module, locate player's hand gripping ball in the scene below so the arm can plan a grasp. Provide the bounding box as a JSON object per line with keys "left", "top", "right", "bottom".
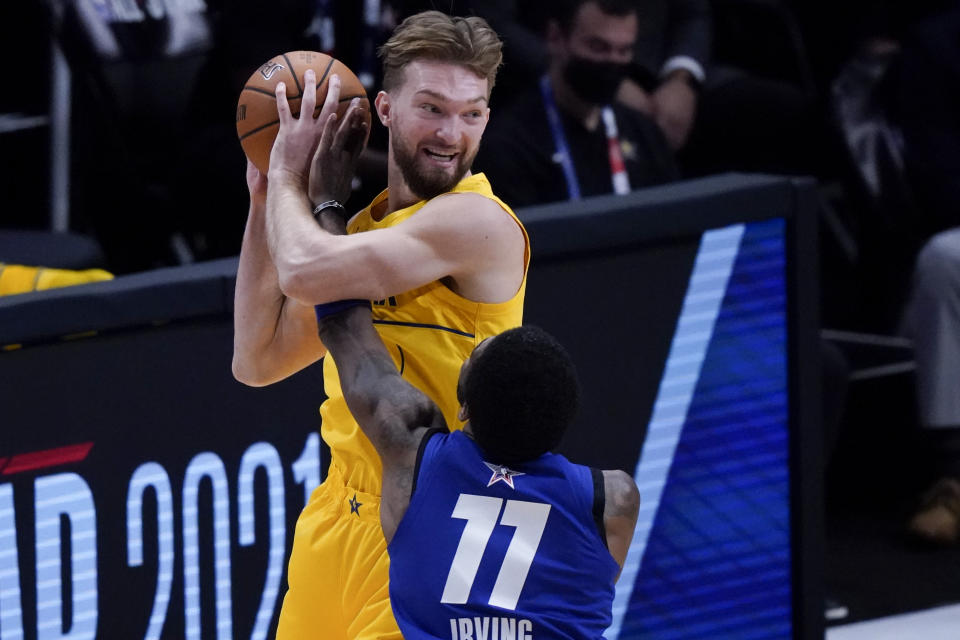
{"left": 236, "top": 51, "right": 371, "bottom": 174}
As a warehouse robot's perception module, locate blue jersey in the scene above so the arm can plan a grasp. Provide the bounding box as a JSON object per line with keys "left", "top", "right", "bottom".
{"left": 388, "top": 430, "right": 620, "bottom": 640}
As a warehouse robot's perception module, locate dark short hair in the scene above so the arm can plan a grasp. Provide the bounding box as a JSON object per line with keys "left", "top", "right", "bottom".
{"left": 463, "top": 326, "right": 580, "bottom": 464}
{"left": 552, "top": 0, "right": 638, "bottom": 34}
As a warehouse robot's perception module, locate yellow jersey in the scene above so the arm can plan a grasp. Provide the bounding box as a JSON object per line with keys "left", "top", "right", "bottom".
{"left": 320, "top": 173, "right": 529, "bottom": 494}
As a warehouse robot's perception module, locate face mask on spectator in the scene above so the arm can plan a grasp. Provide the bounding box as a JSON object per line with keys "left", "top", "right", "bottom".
{"left": 563, "top": 56, "right": 629, "bottom": 105}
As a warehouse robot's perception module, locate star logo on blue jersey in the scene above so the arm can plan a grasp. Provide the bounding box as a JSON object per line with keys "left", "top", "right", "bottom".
{"left": 484, "top": 462, "right": 525, "bottom": 489}
{"left": 349, "top": 493, "right": 363, "bottom": 516}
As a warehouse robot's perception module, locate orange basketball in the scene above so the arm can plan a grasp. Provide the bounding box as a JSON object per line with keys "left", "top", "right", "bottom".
{"left": 236, "top": 51, "right": 371, "bottom": 174}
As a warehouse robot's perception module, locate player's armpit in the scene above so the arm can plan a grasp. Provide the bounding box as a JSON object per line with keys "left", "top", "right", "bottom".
{"left": 602, "top": 469, "right": 641, "bottom": 575}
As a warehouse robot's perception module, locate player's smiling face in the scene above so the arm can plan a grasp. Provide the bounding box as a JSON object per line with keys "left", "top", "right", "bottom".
{"left": 380, "top": 60, "right": 490, "bottom": 200}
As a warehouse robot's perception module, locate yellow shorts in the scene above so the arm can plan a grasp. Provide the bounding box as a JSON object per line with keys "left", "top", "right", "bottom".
{"left": 276, "top": 464, "right": 401, "bottom": 640}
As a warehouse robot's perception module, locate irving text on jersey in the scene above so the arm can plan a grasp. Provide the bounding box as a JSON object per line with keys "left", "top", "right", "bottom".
{"left": 450, "top": 616, "right": 533, "bottom": 639}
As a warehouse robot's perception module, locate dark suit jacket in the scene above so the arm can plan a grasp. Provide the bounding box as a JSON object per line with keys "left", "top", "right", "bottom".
{"left": 895, "top": 5, "right": 960, "bottom": 234}
{"left": 632, "top": 0, "right": 712, "bottom": 83}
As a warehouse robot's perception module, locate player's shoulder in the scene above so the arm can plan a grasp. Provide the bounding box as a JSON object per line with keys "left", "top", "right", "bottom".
{"left": 602, "top": 469, "right": 640, "bottom": 519}
{"left": 424, "top": 180, "right": 503, "bottom": 212}
{"left": 429, "top": 189, "right": 501, "bottom": 209}
{"left": 418, "top": 188, "right": 517, "bottom": 234}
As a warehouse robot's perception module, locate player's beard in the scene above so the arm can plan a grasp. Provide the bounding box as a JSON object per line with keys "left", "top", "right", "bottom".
{"left": 391, "top": 129, "right": 477, "bottom": 201}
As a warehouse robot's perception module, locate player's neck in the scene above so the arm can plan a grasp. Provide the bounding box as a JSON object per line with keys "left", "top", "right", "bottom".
{"left": 550, "top": 65, "right": 602, "bottom": 132}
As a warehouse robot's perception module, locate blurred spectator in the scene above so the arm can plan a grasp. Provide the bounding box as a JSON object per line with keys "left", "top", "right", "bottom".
{"left": 615, "top": 0, "right": 710, "bottom": 152}
{"left": 52, "top": 0, "right": 216, "bottom": 272}
{"left": 49, "top": 0, "right": 316, "bottom": 273}
{"left": 473, "top": 0, "right": 678, "bottom": 208}
{"left": 398, "top": 0, "right": 708, "bottom": 147}
{"left": 891, "top": 2, "right": 960, "bottom": 239}
{"left": 902, "top": 229, "right": 960, "bottom": 545}
{"left": 790, "top": 0, "right": 956, "bottom": 95}
{"left": 892, "top": 4, "right": 960, "bottom": 545}
{"left": 412, "top": 0, "right": 829, "bottom": 180}
{"left": 810, "top": 0, "right": 958, "bottom": 329}
{"left": 678, "top": 0, "right": 830, "bottom": 178}
{"left": 824, "top": 0, "right": 960, "bottom": 543}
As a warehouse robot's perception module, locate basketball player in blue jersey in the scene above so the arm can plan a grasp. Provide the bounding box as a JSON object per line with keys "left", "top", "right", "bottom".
{"left": 313, "top": 300, "right": 640, "bottom": 640}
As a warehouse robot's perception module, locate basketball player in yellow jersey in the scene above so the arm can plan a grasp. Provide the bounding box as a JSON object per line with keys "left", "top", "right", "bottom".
{"left": 232, "top": 12, "right": 528, "bottom": 640}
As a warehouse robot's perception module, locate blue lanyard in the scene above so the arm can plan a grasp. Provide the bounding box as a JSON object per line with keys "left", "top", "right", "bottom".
{"left": 539, "top": 74, "right": 582, "bottom": 200}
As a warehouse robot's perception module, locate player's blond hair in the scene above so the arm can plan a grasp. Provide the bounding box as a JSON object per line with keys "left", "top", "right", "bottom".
{"left": 378, "top": 11, "right": 503, "bottom": 95}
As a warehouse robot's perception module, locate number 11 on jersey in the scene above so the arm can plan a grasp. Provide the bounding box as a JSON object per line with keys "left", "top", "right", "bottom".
{"left": 440, "top": 493, "right": 551, "bottom": 610}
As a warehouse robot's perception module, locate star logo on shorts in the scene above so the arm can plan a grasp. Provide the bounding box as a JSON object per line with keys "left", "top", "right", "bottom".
{"left": 484, "top": 462, "right": 525, "bottom": 490}
{"left": 349, "top": 493, "right": 363, "bottom": 516}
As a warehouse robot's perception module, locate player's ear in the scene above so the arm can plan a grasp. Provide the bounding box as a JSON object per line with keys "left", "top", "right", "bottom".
{"left": 375, "top": 91, "right": 391, "bottom": 127}
{"left": 457, "top": 403, "right": 469, "bottom": 422}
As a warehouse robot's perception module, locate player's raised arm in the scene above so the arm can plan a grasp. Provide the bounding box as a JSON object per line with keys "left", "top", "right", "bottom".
{"left": 233, "top": 67, "right": 368, "bottom": 387}
{"left": 316, "top": 303, "right": 445, "bottom": 455}
{"left": 316, "top": 302, "right": 447, "bottom": 536}
{"left": 232, "top": 160, "right": 330, "bottom": 387}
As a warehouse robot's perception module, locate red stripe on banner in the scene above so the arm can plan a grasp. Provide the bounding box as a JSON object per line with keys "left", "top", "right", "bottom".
{"left": 607, "top": 138, "right": 626, "bottom": 174}
{"left": 2, "top": 442, "right": 94, "bottom": 475}
{"left": 0, "top": 458, "right": 7, "bottom": 473}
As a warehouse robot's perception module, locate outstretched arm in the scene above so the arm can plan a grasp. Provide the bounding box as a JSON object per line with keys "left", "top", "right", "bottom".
{"left": 316, "top": 303, "right": 446, "bottom": 541}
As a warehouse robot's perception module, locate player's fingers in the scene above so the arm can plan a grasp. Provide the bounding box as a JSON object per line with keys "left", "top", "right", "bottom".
{"left": 351, "top": 109, "right": 369, "bottom": 141}
{"left": 350, "top": 117, "right": 370, "bottom": 161}
{"left": 275, "top": 82, "right": 291, "bottom": 124}
{"left": 349, "top": 115, "right": 369, "bottom": 158}
{"left": 345, "top": 123, "right": 369, "bottom": 165}
{"left": 330, "top": 98, "right": 356, "bottom": 152}
{"left": 301, "top": 69, "right": 317, "bottom": 121}
{"left": 349, "top": 101, "right": 370, "bottom": 152}
{"left": 318, "top": 112, "right": 338, "bottom": 154}
{"left": 332, "top": 98, "right": 363, "bottom": 152}
{"left": 309, "top": 125, "right": 328, "bottom": 171}
{"left": 318, "top": 74, "right": 341, "bottom": 123}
